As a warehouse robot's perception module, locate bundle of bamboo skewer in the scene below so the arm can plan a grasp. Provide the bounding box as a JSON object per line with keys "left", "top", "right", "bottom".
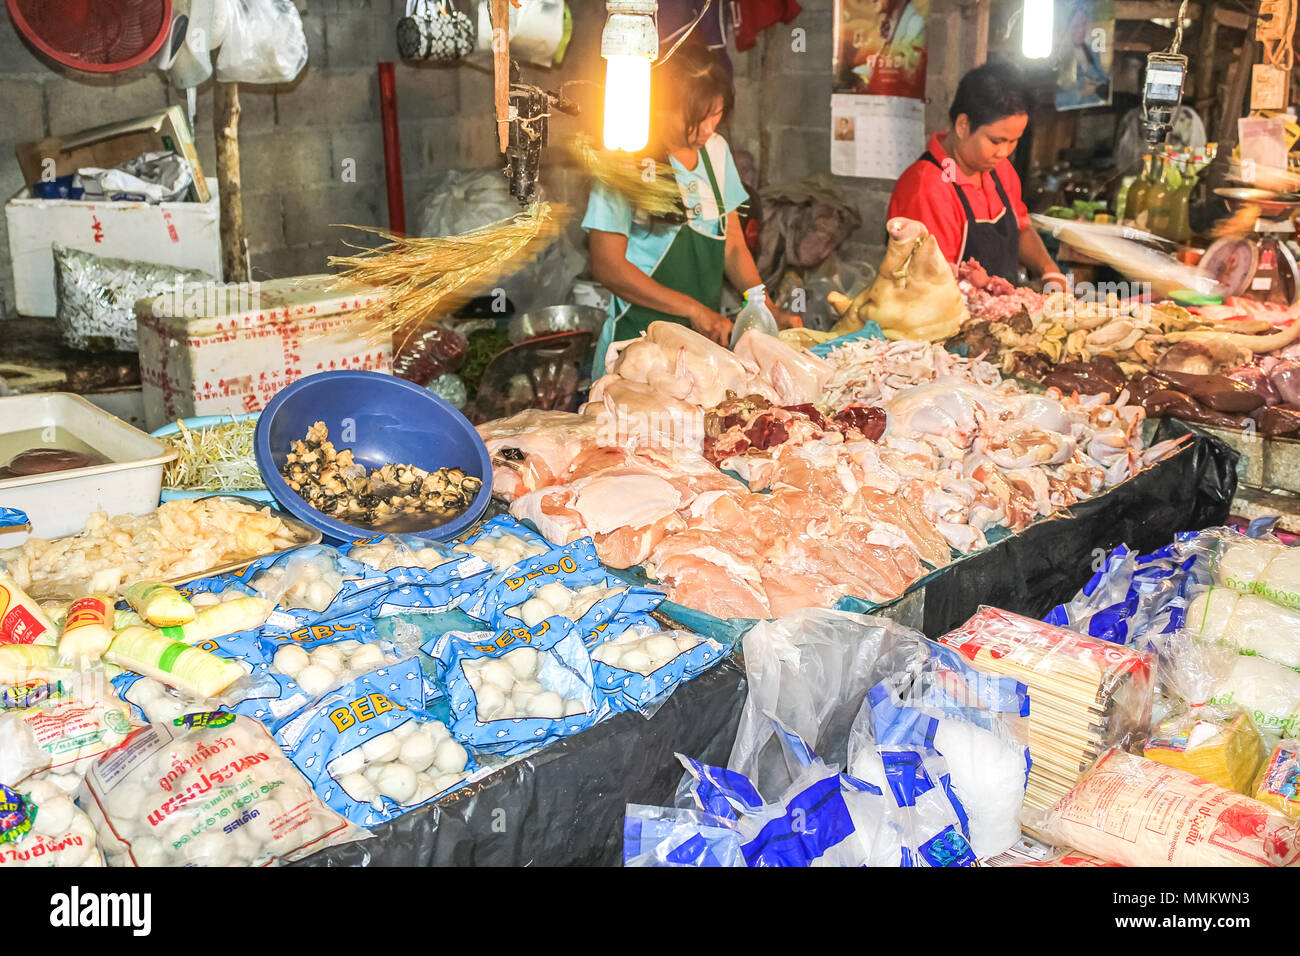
{"left": 937, "top": 606, "right": 1155, "bottom": 814}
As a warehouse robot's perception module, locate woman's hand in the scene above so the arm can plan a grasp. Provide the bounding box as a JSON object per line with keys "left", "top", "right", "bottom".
{"left": 689, "top": 303, "right": 732, "bottom": 346}
{"left": 774, "top": 308, "right": 803, "bottom": 330}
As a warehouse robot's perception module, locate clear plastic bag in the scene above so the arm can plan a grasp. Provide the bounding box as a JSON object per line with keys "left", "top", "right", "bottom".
{"left": 727, "top": 608, "right": 920, "bottom": 797}
{"left": 214, "top": 0, "right": 309, "bottom": 84}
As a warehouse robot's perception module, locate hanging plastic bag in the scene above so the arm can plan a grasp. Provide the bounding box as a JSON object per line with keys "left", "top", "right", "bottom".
{"left": 274, "top": 660, "right": 473, "bottom": 827}
{"left": 214, "top": 0, "right": 309, "bottom": 84}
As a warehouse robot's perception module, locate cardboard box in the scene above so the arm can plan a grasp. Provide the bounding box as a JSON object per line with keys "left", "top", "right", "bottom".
{"left": 6, "top": 178, "right": 222, "bottom": 317}
{"left": 136, "top": 274, "right": 394, "bottom": 430}
{"left": 15, "top": 106, "right": 210, "bottom": 203}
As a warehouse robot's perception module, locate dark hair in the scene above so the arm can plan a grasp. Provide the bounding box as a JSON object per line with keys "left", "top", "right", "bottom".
{"left": 949, "top": 62, "right": 1030, "bottom": 130}
{"left": 646, "top": 42, "right": 734, "bottom": 160}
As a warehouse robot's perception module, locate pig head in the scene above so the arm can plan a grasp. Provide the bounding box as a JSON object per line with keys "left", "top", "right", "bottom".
{"left": 828, "top": 218, "right": 968, "bottom": 342}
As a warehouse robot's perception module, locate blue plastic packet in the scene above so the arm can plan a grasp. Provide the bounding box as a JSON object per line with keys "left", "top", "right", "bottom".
{"left": 475, "top": 539, "right": 665, "bottom": 633}
{"left": 0, "top": 508, "right": 30, "bottom": 531}
{"left": 452, "top": 515, "right": 554, "bottom": 575}
{"left": 273, "top": 659, "right": 474, "bottom": 827}
{"left": 424, "top": 616, "right": 598, "bottom": 756}
{"left": 623, "top": 805, "right": 744, "bottom": 867}
{"left": 588, "top": 612, "right": 726, "bottom": 714}
{"left": 459, "top": 536, "right": 606, "bottom": 622}
{"left": 245, "top": 545, "right": 394, "bottom": 631}
{"left": 347, "top": 534, "right": 492, "bottom": 615}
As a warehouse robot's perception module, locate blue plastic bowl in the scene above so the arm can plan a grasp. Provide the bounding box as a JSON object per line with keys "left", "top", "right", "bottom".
{"left": 151, "top": 413, "right": 277, "bottom": 505}
{"left": 254, "top": 370, "right": 493, "bottom": 543}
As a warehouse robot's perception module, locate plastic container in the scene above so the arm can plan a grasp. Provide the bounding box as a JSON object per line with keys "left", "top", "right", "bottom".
{"left": 151, "top": 413, "right": 276, "bottom": 505}
{"left": 254, "top": 370, "right": 493, "bottom": 544}
{"left": 729, "top": 284, "right": 778, "bottom": 349}
{"left": 0, "top": 392, "right": 176, "bottom": 546}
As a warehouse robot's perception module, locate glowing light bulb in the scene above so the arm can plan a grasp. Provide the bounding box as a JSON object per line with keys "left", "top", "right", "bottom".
{"left": 603, "top": 55, "right": 652, "bottom": 152}
{"left": 1022, "top": 0, "right": 1053, "bottom": 59}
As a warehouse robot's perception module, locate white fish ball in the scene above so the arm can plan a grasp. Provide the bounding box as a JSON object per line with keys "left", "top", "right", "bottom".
{"left": 431, "top": 772, "right": 464, "bottom": 794}
{"left": 512, "top": 688, "right": 537, "bottom": 713}
{"left": 520, "top": 597, "right": 552, "bottom": 629}
{"left": 331, "top": 640, "right": 362, "bottom": 656}
{"left": 221, "top": 590, "right": 246, "bottom": 603}
{"left": 187, "top": 832, "right": 234, "bottom": 867}
{"left": 31, "top": 793, "right": 76, "bottom": 837}
{"left": 393, "top": 719, "right": 419, "bottom": 739}
{"left": 363, "top": 764, "right": 385, "bottom": 785}
{"left": 330, "top": 747, "right": 365, "bottom": 777}
{"left": 513, "top": 678, "right": 543, "bottom": 695}
{"left": 294, "top": 664, "right": 338, "bottom": 698}
{"left": 347, "top": 644, "right": 387, "bottom": 671}
{"left": 506, "top": 647, "right": 539, "bottom": 679}
{"left": 106, "top": 781, "right": 146, "bottom": 820}
{"left": 411, "top": 776, "right": 437, "bottom": 806}
{"left": 479, "top": 659, "right": 516, "bottom": 692}
{"left": 51, "top": 774, "right": 81, "bottom": 795}
{"left": 273, "top": 645, "right": 311, "bottom": 678}
{"left": 398, "top": 733, "right": 437, "bottom": 772}
{"left": 338, "top": 772, "right": 378, "bottom": 803}
{"left": 675, "top": 634, "right": 700, "bottom": 652}
{"left": 536, "top": 582, "right": 572, "bottom": 612}
{"left": 526, "top": 691, "right": 564, "bottom": 720}
{"left": 476, "top": 684, "right": 505, "bottom": 720}
{"left": 563, "top": 699, "right": 586, "bottom": 717}
{"left": 593, "top": 644, "right": 620, "bottom": 667}
{"left": 424, "top": 720, "right": 450, "bottom": 743}
{"left": 497, "top": 701, "right": 516, "bottom": 719}
{"left": 503, "top": 606, "right": 523, "bottom": 620}
{"left": 305, "top": 580, "right": 336, "bottom": 612}
{"left": 130, "top": 836, "right": 169, "bottom": 867}
{"left": 644, "top": 635, "right": 679, "bottom": 662}
{"left": 619, "top": 649, "right": 651, "bottom": 673}
{"left": 432, "top": 738, "right": 469, "bottom": 775}
{"left": 309, "top": 646, "right": 345, "bottom": 674}
{"left": 361, "top": 732, "right": 402, "bottom": 764}
{"left": 377, "top": 763, "right": 418, "bottom": 803}
{"left": 416, "top": 547, "right": 448, "bottom": 568}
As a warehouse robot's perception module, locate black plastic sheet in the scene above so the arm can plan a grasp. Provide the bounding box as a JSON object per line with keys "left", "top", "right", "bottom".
{"left": 296, "top": 426, "right": 1236, "bottom": 867}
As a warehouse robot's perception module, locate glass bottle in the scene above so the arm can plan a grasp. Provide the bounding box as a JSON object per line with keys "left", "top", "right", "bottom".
{"left": 1141, "top": 153, "right": 1171, "bottom": 234}
{"left": 1124, "top": 153, "right": 1154, "bottom": 223}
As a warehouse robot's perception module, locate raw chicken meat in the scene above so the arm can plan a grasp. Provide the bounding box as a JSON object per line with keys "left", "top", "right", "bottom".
{"left": 733, "top": 329, "right": 833, "bottom": 406}
{"left": 647, "top": 531, "right": 772, "bottom": 619}
{"left": 477, "top": 410, "right": 604, "bottom": 501}
{"left": 611, "top": 321, "right": 753, "bottom": 408}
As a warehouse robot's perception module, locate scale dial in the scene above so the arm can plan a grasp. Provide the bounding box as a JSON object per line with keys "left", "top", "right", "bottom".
{"left": 1199, "top": 237, "right": 1259, "bottom": 296}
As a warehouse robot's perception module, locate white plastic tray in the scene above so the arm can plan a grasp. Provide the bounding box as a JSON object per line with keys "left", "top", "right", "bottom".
{"left": 0, "top": 392, "right": 176, "bottom": 546}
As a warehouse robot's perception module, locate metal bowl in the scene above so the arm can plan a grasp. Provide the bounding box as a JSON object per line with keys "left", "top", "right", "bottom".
{"left": 1214, "top": 187, "right": 1300, "bottom": 218}
{"left": 507, "top": 304, "right": 606, "bottom": 344}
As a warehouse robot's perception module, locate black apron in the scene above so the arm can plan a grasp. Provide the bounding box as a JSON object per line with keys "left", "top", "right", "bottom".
{"left": 921, "top": 151, "right": 1020, "bottom": 283}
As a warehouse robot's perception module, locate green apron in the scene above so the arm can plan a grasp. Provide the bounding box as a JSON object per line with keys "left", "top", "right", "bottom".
{"left": 612, "top": 146, "right": 728, "bottom": 341}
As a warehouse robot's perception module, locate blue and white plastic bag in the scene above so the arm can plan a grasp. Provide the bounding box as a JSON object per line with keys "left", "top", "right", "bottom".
{"left": 273, "top": 660, "right": 474, "bottom": 827}
{"left": 247, "top": 545, "right": 393, "bottom": 630}
{"left": 589, "top": 613, "right": 725, "bottom": 714}
{"left": 425, "top": 616, "right": 597, "bottom": 756}
{"left": 348, "top": 534, "right": 491, "bottom": 615}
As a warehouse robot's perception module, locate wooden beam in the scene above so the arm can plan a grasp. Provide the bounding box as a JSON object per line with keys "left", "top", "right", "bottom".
{"left": 1115, "top": 40, "right": 1155, "bottom": 50}
{"left": 1195, "top": 10, "right": 1219, "bottom": 100}
{"left": 213, "top": 82, "right": 248, "bottom": 284}
{"left": 1214, "top": 6, "right": 1251, "bottom": 29}
{"left": 1114, "top": 1, "right": 1200, "bottom": 21}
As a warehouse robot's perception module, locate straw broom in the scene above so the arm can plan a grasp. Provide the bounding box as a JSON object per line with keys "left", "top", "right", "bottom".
{"left": 326, "top": 202, "right": 563, "bottom": 352}
{"left": 570, "top": 134, "right": 684, "bottom": 218}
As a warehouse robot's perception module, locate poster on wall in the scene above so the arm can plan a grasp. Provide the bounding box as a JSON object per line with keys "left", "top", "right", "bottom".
{"left": 830, "top": 94, "right": 925, "bottom": 179}
{"left": 1051, "top": 0, "right": 1115, "bottom": 110}
{"left": 832, "top": 0, "right": 929, "bottom": 100}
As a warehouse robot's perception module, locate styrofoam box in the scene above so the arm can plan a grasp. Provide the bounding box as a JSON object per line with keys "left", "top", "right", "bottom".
{"left": 6, "top": 178, "right": 222, "bottom": 317}
{"left": 0, "top": 393, "right": 176, "bottom": 547}
{"left": 136, "top": 273, "right": 393, "bottom": 431}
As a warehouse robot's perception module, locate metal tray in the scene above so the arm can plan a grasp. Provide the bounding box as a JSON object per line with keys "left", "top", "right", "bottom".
{"left": 159, "top": 493, "right": 321, "bottom": 587}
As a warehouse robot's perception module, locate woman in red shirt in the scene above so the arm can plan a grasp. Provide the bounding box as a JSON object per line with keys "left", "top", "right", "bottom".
{"left": 888, "top": 62, "right": 1063, "bottom": 286}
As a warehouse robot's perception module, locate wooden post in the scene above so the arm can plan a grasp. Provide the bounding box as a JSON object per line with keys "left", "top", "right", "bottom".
{"left": 492, "top": 0, "right": 510, "bottom": 153}
{"left": 214, "top": 81, "right": 249, "bottom": 283}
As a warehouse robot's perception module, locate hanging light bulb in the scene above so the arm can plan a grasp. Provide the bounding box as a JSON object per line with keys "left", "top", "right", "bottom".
{"left": 1022, "top": 0, "right": 1054, "bottom": 59}
{"left": 602, "top": 1, "right": 659, "bottom": 152}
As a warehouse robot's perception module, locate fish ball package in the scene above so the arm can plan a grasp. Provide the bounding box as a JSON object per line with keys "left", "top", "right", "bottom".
{"left": 1253, "top": 739, "right": 1300, "bottom": 818}
{"left": 425, "top": 617, "right": 597, "bottom": 756}
{"left": 1, "top": 673, "right": 138, "bottom": 782}
{"left": 474, "top": 537, "right": 664, "bottom": 633}
{"left": 1186, "top": 587, "right": 1300, "bottom": 671}
{"left": 347, "top": 534, "right": 491, "bottom": 615}
{"left": 452, "top": 516, "right": 555, "bottom": 574}
{"left": 1197, "top": 527, "right": 1300, "bottom": 610}
{"left": 80, "top": 712, "right": 366, "bottom": 866}
{"left": 0, "top": 778, "right": 101, "bottom": 867}
{"left": 273, "top": 660, "right": 474, "bottom": 827}
{"left": 587, "top": 613, "right": 725, "bottom": 715}
{"left": 249, "top": 546, "right": 393, "bottom": 630}
{"left": 1026, "top": 748, "right": 1300, "bottom": 867}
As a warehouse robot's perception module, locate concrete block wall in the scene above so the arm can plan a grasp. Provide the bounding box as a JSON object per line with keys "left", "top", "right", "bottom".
{"left": 0, "top": 0, "right": 972, "bottom": 316}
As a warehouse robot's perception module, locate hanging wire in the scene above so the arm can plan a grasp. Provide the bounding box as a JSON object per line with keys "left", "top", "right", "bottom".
{"left": 1169, "top": 0, "right": 1191, "bottom": 53}
{"left": 655, "top": 0, "right": 713, "bottom": 68}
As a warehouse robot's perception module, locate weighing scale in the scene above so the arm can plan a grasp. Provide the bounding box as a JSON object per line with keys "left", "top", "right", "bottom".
{"left": 1201, "top": 189, "right": 1300, "bottom": 305}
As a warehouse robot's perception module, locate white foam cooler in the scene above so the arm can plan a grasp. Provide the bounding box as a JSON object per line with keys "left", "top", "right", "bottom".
{"left": 136, "top": 274, "right": 393, "bottom": 430}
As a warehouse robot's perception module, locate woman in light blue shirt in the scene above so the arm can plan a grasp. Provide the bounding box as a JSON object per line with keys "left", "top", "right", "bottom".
{"left": 583, "top": 43, "right": 797, "bottom": 378}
